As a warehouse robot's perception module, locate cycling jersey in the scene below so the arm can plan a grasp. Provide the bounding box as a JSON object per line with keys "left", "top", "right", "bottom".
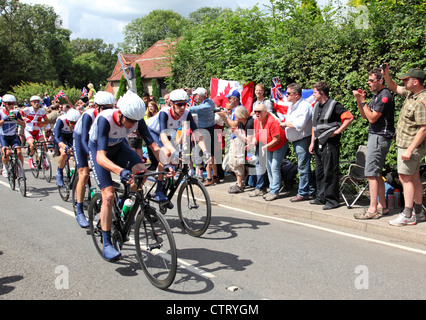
{"left": 73, "top": 108, "right": 98, "bottom": 169}
{"left": 0, "top": 109, "right": 23, "bottom": 148}
{"left": 21, "top": 106, "right": 48, "bottom": 141}
{"left": 53, "top": 114, "right": 74, "bottom": 147}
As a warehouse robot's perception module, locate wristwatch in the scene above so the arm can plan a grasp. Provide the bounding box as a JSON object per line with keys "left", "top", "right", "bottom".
{"left": 360, "top": 102, "right": 366, "bottom": 107}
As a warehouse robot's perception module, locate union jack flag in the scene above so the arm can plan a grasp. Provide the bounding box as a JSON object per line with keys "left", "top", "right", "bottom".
{"left": 57, "top": 90, "right": 67, "bottom": 98}
{"left": 188, "top": 94, "right": 196, "bottom": 107}
{"left": 271, "top": 77, "right": 285, "bottom": 101}
{"left": 54, "top": 95, "right": 59, "bottom": 103}
{"left": 81, "top": 87, "right": 87, "bottom": 98}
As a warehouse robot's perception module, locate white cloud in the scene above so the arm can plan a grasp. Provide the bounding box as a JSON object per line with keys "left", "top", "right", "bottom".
{"left": 19, "top": 0, "right": 274, "bottom": 45}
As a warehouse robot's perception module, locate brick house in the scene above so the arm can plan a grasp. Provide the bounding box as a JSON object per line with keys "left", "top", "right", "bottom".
{"left": 105, "top": 39, "right": 176, "bottom": 98}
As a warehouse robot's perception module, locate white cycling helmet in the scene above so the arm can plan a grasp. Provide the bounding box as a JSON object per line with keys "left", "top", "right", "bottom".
{"left": 2, "top": 94, "right": 17, "bottom": 103}
{"left": 94, "top": 91, "right": 115, "bottom": 106}
{"left": 169, "top": 89, "right": 188, "bottom": 102}
{"left": 117, "top": 91, "right": 145, "bottom": 121}
{"left": 66, "top": 108, "right": 81, "bottom": 122}
{"left": 30, "top": 95, "right": 41, "bottom": 102}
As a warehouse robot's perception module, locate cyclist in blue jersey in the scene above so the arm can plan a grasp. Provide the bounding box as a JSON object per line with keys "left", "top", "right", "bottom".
{"left": 88, "top": 91, "right": 151, "bottom": 262}
{"left": 54, "top": 108, "right": 81, "bottom": 187}
{"left": 0, "top": 94, "right": 25, "bottom": 177}
{"left": 73, "top": 91, "right": 115, "bottom": 228}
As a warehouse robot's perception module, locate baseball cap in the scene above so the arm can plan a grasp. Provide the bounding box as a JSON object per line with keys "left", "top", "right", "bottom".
{"left": 396, "top": 68, "right": 425, "bottom": 80}
{"left": 192, "top": 87, "right": 207, "bottom": 96}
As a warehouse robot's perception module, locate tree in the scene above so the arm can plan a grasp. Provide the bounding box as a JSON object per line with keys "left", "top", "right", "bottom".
{"left": 116, "top": 76, "right": 127, "bottom": 100}
{"left": 135, "top": 63, "right": 144, "bottom": 97}
{"left": 121, "top": 10, "right": 188, "bottom": 53}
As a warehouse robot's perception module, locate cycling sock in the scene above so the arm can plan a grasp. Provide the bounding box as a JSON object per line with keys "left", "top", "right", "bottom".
{"left": 414, "top": 203, "right": 423, "bottom": 215}
{"left": 76, "top": 202, "right": 84, "bottom": 214}
{"left": 156, "top": 180, "right": 163, "bottom": 193}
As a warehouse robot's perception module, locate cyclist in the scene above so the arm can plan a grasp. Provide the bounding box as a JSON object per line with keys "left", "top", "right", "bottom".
{"left": 73, "top": 91, "right": 115, "bottom": 228}
{"left": 88, "top": 90, "right": 149, "bottom": 261}
{"left": 157, "top": 89, "right": 211, "bottom": 191}
{"left": 0, "top": 94, "right": 26, "bottom": 177}
{"left": 21, "top": 95, "right": 49, "bottom": 169}
{"left": 54, "top": 108, "right": 81, "bottom": 187}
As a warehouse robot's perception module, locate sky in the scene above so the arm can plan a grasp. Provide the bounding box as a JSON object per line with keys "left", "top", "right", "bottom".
{"left": 20, "top": 0, "right": 276, "bottom": 46}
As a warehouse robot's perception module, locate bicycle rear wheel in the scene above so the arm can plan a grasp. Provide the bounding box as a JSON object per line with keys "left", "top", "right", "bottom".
{"left": 16, "top": 160, "right": 26, "bottom": 197}
{"left": 177, "top": 178, "right": 211, "bottom": 237}
{"left": 71, "top": 172, "right": 91, "bottom": 220}
{"left": 58, "top": 161, "right": 71, "bottom": 201}
{"left": 30, "top": 154, "right": 39, "bottom": 178}
{"left": 41, "top": 153, "right": 52, "bottom": 183}
{"left": 88, "top": 193, "right": 104, "bottom": 257}
{"left": 134, "top": 206, "right": 177, "bottom": 290}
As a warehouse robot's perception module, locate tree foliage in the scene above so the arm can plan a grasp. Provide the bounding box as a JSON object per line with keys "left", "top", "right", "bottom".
{"left": 169, "top": 0, "right": 426, "bottom": 169}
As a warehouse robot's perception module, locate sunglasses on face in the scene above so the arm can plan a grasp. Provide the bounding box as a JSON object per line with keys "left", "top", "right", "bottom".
{"left": 254, "top": 110, "right": 263, "bottom": 113}
{"left": 5, "top": 102, "right": 14, "bottom": 106}
{"left": 124, "top": 116, "right": 137, "bottom": 124}
{"left": 68, "top": 121, "right": 77, "bottom": 125}
{"left": 174, "top": 102, "right": 187, "bottom": 108}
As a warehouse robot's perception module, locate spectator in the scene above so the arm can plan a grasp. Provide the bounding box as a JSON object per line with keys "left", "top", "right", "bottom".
{"left": 309, "top": 81, "right": 354, "bottom": 210}
{"left": 145, "top": 101, "right": 160, "bottom": 170}
{"left": 253, "top": 83, "right": 274, "bottom": 113}
{"left": 353, "top": 68, "right": 395, "bottom": 219}
{"left": 226, "top": 106, "right": 254, "bottom": 193}
{"left": 189, "top": 87, "right": 218, "bottom": 186}
{"left": 248, "top": 103, "right": 287, "bottom": 201}
{"left": 382, "top": 66, "right": 426, "bottom": 226}
{"left": 281, "top": 83, "right": 316, "bottom": 202}
{"left": 43, "top": 92, "right": 51, "bottom": 108}
{"left": 87, "top": 83, "right": 96, "bottom": 102}
{"left": 47, "top": 103, "right": 59, "bottom": 128}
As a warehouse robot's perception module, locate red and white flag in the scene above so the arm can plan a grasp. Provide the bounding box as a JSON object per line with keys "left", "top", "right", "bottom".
{"left": 210, "top": 78, "right": 254, "bottom": 113}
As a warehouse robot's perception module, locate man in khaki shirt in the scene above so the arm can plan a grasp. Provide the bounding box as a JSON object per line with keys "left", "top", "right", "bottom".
{"left": 382, "top": 66, "right": 426, "bottom": 226}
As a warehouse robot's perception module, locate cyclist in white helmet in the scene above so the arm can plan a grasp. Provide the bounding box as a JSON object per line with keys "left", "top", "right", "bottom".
{"left": 21, "top": 95, "right": 49, "bottom": 169}
{"left": 54, "top": 108, "right": 81, "bottom": 187}
{"left": 88, "top": 91, "right": 150, "bottom": 262}
{"left": 0, "top": 94, "right": 26, "bottom": 177}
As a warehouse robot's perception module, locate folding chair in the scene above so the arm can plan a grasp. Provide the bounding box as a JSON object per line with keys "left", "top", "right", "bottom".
{"left": 339, "top": 145, "right": 370, "bottom": 208}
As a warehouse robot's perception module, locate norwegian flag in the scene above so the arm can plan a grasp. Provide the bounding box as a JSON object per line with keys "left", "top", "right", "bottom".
{"left": 81, "top": 87, "right": 88, "bottom": 98}
{"left": 210, "top": 78, "right": 254, "bottom": 113}
{"left": 188, "top": 94, "right": 197, "bottom": 107}
{"left": 57, "top": 90, "right": 67, "bottom": 98}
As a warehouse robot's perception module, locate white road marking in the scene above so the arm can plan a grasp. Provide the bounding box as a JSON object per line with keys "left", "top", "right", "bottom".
{"left": 218, "top": 204, "right": 426, "bottom": 256}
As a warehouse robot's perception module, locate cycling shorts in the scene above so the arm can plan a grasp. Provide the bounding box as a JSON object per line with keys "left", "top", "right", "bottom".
{"left": 73, "top": 132, "right": 89, "bottom": 169}
{"left": 89, "top": 140, "right": 142, "bottom": 190}
{"left": 25, "top": 130, "right": 44, "bottom": 142}
{"left": 0, "top": 135, "right": 21, "bottom": 149}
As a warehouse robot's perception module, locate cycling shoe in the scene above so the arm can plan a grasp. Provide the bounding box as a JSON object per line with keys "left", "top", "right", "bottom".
{"left": 154, "top": 190, "right": 169, "bottom": 203}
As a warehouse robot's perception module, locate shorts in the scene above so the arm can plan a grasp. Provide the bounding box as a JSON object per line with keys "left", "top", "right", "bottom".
{"left": 25, "top": 130, "right": 43, "bottom": 141}
{"left": 397, "top": 145, "right": 426, "bottom": 176}
{"left": 0, "top": 135, "right": 21, "bottom": 149}
{"left": 89, "top": 140, "right": 142, "bottom": 190}
{"left": 364, "top": 134, "right": 391, "bottom": 177}
{"left": 73, "top": 132, "right": 89, "bottom": 169}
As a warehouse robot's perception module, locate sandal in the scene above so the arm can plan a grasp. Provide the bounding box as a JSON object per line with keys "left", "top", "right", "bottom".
{"left": 354, "top": 209, "right": 381, "bottom": 220}
{"left": 378, "top": 207, "right": 390, "bottom": 215}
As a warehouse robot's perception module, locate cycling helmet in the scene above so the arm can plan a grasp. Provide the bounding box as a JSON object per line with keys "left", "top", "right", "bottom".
{"left": 66, "top": 108, "right": 81, "bottom": 122}
{"left": 117, "top": 91, "right": 145, "bottom": 121}
{"left": 94, "top": 91, "right": 115, "bottom": 106}
{"left": 169, "top": 89, "right": 188, "bottom": 102}
{"left": 2, "top": 94, "right": 17, "bottom": 103}
{"left": 30, "top": 95, "right": 41, "bottom": 102}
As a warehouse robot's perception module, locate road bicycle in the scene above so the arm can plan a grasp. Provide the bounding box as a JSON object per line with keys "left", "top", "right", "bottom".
{"left": 145, "top": 152, "right": 212, "bottom": 237}
{"left": 30, "top": 141, "right": 52, "bottom": 183}
{"left": 3, "top": 146, "right": 26, "bottom": 197}
{"left": 87, "top": 171, "right": 177, "bottom": 290}
{"left": 58, "top": 152, "right": 77, "bottom": 201}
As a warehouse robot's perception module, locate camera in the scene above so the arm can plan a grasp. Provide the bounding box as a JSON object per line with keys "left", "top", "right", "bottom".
{"left": 380, "top": 62, "right": 387, "bottom": 69}
{"left": 214, "top": 108, "right": 224, "bottom": 113}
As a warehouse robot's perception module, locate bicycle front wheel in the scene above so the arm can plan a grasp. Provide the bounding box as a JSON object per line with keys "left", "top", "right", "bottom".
{"left": 134, "top": 206, "right": 177, "bottom": 290}
{"left": 16, "top": 160, "right": 26, "bottom": 197}
{"left": 177, "top": 178, "right": 211, "bottom": 237}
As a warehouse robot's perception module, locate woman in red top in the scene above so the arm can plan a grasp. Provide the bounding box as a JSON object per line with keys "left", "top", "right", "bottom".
{"left": 250, "top": 104, "right": 288, "bottom": 201}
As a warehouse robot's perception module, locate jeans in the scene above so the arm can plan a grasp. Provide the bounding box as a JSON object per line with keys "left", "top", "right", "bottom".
{"left": 266, "top": 142, "right": 288, "bottom": 195}
{"left": 293, "top": 136, "right": 315, "bottom": 198}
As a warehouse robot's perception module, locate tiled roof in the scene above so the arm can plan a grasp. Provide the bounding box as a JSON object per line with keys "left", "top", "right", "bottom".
{"left": 107, "top": 40, "right": 175, "bottom": 82}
